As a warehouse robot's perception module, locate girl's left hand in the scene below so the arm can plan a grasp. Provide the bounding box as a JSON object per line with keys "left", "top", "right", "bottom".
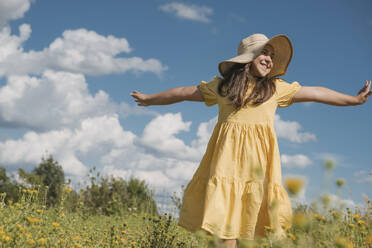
{"left": 356, "top": 80, "right": 372, "bottom": 105}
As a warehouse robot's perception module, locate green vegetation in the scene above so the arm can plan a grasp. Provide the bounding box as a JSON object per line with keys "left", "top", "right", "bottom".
{"left": 0, "top": 158, "right": 371, "bottom": 247}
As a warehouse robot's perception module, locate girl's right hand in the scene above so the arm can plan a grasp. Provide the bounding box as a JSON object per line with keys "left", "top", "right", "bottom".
{"left": 130, "top": 90, "right": 150, "bottom": 106}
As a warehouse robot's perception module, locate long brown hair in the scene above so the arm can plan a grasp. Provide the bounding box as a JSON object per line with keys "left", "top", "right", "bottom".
{"left": 218, "top": 63, "right": 276, "bottom": 110}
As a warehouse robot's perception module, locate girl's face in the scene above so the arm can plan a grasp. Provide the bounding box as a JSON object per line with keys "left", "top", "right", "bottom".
{"left": 250, "top": 44, "right": 275, "bottom": 78}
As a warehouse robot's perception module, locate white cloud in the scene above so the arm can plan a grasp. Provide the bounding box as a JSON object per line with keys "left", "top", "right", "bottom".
{"left": 0, "top": 70, "right": 156, "bottom": 131}
{"left": 353, "top": 170, "right": 372, "bottom": 184}
{"left": 0, "top": 115, "right": 136, "bottom": 176}
{"left": 140, "top": 112, "right": 200, "bottom": 161}
{"left": 99, "top": 114, "right": 217, "bottom": 191}
{"left": 0, "top": 0, "right": 32, "bottom": 27}
{"left": 0, "top": 111, "right": 216, "bottom": 194}
{"left": 274, "top": 114, "right": 316, "bottom": 143}
{"left": 191, "top": 116, "right": 217, "bottom": 149}
{"left": 281, "top": 154, "right": 312, "bottom": 169}
{"left": 0, "top": 28, "right": 167, "bottom": 77}
{"left": 0, "top": 24, "right": 31, "bottom": 61}
{"left": 327, "top": 194, "right": 364, "bottom": 211}
{"left": 159, "top": 2, "right": 213, "bottom": 23}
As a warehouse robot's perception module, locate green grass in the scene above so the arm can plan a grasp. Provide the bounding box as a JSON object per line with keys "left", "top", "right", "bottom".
{"left": 0, "top": 185, "right": 371, "bottom": 247}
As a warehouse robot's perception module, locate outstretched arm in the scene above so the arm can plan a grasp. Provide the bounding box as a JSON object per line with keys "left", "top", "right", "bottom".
{"left": 130, "top": 85, "right": 204, "bottom": 106}
{"left": 292, "top": 80, "right": 372, "bottom": 106}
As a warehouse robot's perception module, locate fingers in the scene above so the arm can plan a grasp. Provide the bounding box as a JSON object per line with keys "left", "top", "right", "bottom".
{"left": 366, "top": 80, "right": 371, "bottom": 91}
{"left": 359, "top": 81, "right": 371, "bottom": 95}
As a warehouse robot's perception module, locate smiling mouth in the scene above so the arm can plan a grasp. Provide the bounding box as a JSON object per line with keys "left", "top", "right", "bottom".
{"left": 260, "top": 62, "right": 270, "bottom": 69}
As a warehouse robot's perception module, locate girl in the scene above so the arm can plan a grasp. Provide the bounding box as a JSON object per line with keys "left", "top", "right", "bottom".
{"left": 130, "top": 33, "right": 371, "bottom": 247}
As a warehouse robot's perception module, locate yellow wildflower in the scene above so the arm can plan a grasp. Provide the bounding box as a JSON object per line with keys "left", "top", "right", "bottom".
{"left": 0, "top": 231, "right": 4, "bottom": 237}
{"left": 36, "top": 209, "right": 42, "bottom": 213}
{"left": 357, "top": 220, "right": 365, "bottom": 225}
{"left": 348, "top": 223, "right": 355, "bottom": 228}
{"left": 75, "top": 244, "right": 82, "bottom": 248}
{"left": 287, "top": 233, "right": 296, "bottom": 241}
{"left": 72, "top": 236, "right": 82, "bottom": 240}
{"left": 264, "top": 225, "right": 274, "bottom": 232}
{"left": 321, "top": 194, "right": 331, "bottom": 206}
{"left": 284, "top": 178, "right": 304, "bottom": 195}
{"left": 52, "top": 222, "right": 60, "bottom": 228}
{"left": 39, "top": 238, "right": 47, "bottom": 244}
{"left": 352, "top": 214, "right": 360, "bottom": 221}
{"left": 293, "top": 213, "right": 309, "bottom": 229}
{"left": 280, "top": 223, "right": 290, "bottom": 231}
{"left": 121, "top": 238, "right": 127, "bottom": 243}
{"left": 314, "top": 214, "right": 323, "bottom": 220}
{"left": 334, "top": 236, "right": 353, "bottom": 248}
{"left": 131, "top": 241, "right": 136, "bottom": 245}
{"left": 324, "top": 160, "right": 334, "bottom": 170}
{"left": 27, "top": 239, "right": 36, "bottom": 245}
{"left": 336, "top": 178, "right": 345, "bottom": 187}
{"left": 25, "top": 233, "right": 32, "bottom": 238}
{"left": 2, "top": 236, "right": 11, "bottom": 242}
{"left": 121, "top": 230, "right": 127, "bottom": 234}
{"left": 332, "top": 211, "right": 340, "bottom": 219}
{"left": 26, "top": 217, "right": 40, "bottom": 224}
{"left": 65, "top": 187, "right": 73, "bottom": 193}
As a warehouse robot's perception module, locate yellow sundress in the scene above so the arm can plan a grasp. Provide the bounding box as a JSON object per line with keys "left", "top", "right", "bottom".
{"left": 177, "top": 76, "right": 301, "bottom": 240}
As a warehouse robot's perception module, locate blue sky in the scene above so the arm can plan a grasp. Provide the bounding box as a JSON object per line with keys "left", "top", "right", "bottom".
{"left": 0, "top": 0, "right": 371, "bottom": 214}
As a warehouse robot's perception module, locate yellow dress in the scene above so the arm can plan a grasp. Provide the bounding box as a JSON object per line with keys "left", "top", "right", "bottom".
{"left": 177, "top": 76, "right": 301, "bottom": 240}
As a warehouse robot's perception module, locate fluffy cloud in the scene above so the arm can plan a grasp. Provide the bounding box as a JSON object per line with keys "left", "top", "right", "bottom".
{"left": 0, "top": 70, "right": 156, "bottom": 131}
{"left": 327, "top": 194, "right": 364, "bottom": 211}
{"left": 140, "top": 113, "right": 198, "bottom": 161}
{"left": 274, "top": 114, "right": 316, "bottom": 143}
{"left": 281, "top": 154, "right": 312, "bottom": 169}
{"left": 0, "top": 28, "right": 167, "bottom": 76}
{"left": 0, "top": 24, "right": 31, "bottom": 61}
{"left": 159, "top": 2, "right": 213, "bottom": 23}
{"left": 0, "top": 115, "right": 135, "bottom": 176}
{"left": 0, "top": 0, "right": 32, "bottom": 27}
{"left": 0, "top": 112, "right": 215, "bottom": 192}
{"left": 353, "top": 170, "right": 372, "bottom": 184}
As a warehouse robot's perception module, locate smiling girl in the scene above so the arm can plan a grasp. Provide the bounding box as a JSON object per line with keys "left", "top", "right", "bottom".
{"left": 130, "top": 34, "right": 371, "bottom": 247}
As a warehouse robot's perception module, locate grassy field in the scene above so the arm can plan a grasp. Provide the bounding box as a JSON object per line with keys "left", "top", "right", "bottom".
{"left": 0, "top": 186, "right": 371, "bottom": 248}
{"left": 1, "top": 160, "right": 372, "bottom": 248}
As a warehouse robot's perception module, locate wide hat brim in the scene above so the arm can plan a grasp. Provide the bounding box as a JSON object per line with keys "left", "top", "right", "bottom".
{"left": 218, "top": 34, "right": 293, "bottom": 79}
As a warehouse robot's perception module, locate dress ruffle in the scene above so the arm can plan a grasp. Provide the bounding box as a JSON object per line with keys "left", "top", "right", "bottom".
{"left": 178, "top": 174, "right": 292, "bottom": 240}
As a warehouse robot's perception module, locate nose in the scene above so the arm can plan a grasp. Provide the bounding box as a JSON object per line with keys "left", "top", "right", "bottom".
{"left": 265, "top": 55, "right": 272, "bottom": 63}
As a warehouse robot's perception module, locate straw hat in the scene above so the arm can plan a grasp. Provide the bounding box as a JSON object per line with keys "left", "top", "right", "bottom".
{"left": 218, "top": 34, "right": 293, "bottom": 79}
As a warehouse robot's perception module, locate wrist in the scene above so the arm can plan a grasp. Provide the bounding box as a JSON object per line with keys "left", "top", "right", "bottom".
{"left": 352, "top": 95, "right": 362, "bottom": 106}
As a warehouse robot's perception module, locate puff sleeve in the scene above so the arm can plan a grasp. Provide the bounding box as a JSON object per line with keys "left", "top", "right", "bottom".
{"left": 199, "top": 76, "right": 221, "bottom": 106}
{"left": 275, "top": 78, "right": 301, "bottom": 108}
